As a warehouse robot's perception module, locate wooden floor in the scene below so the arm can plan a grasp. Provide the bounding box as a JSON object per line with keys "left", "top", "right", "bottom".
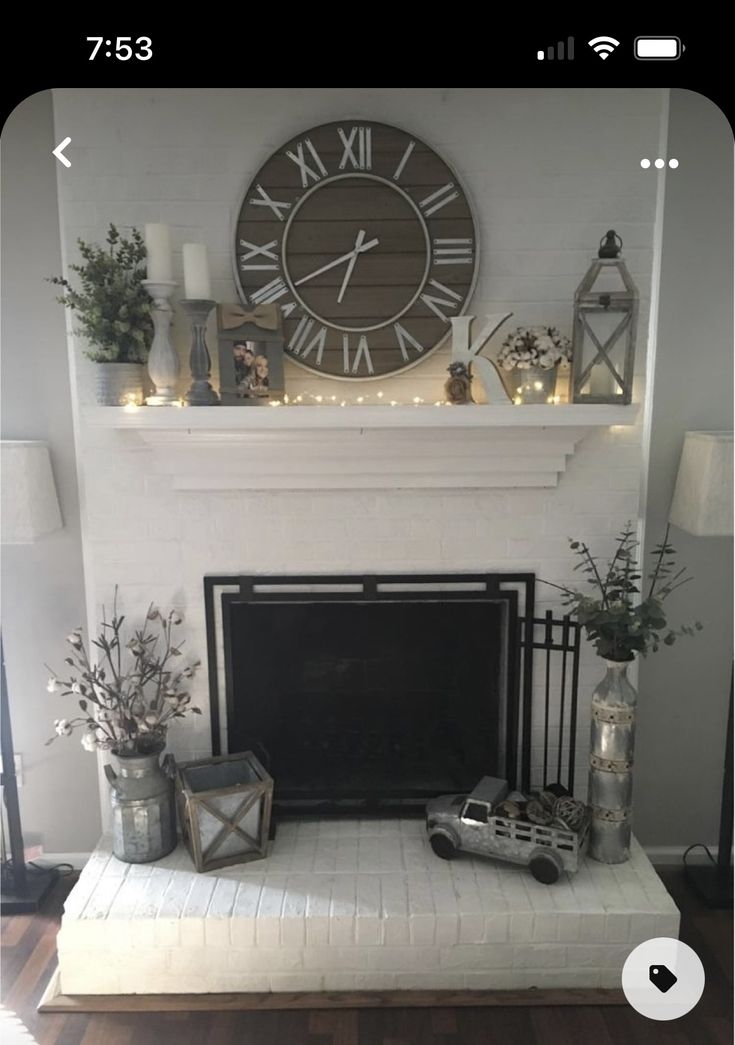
{"left": 1, "top": 868, "right": 731, "bottom": 1044}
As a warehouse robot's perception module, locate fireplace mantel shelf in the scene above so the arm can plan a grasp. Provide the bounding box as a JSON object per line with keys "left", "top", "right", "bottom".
{"left": 83, "top": 404, "right": 638, "bottom": 491}
{"left": 85, "top": 403, "right": 636, "bottom": 432}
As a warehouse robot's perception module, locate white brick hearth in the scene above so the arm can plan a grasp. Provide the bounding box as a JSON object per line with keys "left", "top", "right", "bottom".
{"left": 56, "top": 820, "right": 678, "bottom": 995}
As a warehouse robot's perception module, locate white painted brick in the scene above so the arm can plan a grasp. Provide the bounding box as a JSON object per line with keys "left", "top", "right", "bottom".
{"left": 302, "top": 947, "right": 370, "bottom": 972}
{"left": 305, "top": 875, "right": 334, "bottom": 948}
{"left": 604, "top": 913, "right": 632, "bottom": 943}
{"left": 532, "top": 913, "right": 560, "bottom": 942}
{"left": 58, "top": 825, "right": 675, "bottom": 994}
{"left": 440, "top": 945, "right": 513, "bottom": 970}
{"left": 269, "top": 973, "right": 324, "bottom": 992}
{"left": 513, "top": 944, "right": 567, "bottom": 969}
{"left": 228, "top": 948, "right": 303, "bottom": 973}
{"left": 380, "top": 874, "right": 410, "bottom": 946}
{"left": 255, "top": 876, "right": 287, "bottom": 947}
{"left": 568, "top": 944, "right": 632, "bottom": 968}
{"left": 396, "top": 972, "right": 467, "bottom": 990}
{"left": 577, "top": 913, "right": 606, "bottom": 943}
{"left": 329, "top": 875, "right": 357, "bottom": 946}
{"left": 355, "top": 875, "right": 382, "bottom": 946}
{"left": 368, "top": 947, "right": 440, "bottom": 972}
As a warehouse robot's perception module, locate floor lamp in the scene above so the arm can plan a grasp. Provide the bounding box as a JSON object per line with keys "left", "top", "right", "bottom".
{"left": 1, "top": 440, "right": 63, "bottom": 913}
{"left": 669, "top": 430, "right": 734, "bottom": 908}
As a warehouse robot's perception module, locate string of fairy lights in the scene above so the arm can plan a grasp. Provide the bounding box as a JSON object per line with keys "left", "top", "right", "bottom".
{"left": 121, "top": 389, "right": 565, "bottom": 410}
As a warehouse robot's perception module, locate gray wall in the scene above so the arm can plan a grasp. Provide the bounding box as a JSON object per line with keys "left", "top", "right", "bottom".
{"left": 1, "top": 91, "right": 101, "bottom": 852}
{"left": 636, "top": 89, "right": 734, "bottom": 850}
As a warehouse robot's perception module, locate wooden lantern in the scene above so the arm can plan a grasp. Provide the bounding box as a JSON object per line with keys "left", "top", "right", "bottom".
{"left": 176, "top": 751, "right": 273, "bottom": 872}
{"left": 571, "top": 231, "right": 638, "bottom": 404}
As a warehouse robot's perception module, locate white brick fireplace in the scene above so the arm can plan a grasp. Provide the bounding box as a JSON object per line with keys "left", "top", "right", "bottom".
{"left": 47, "top": 87, "right": 673, "bottom": 996}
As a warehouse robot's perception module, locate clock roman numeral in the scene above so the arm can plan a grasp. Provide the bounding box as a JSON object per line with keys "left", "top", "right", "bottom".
{"left": 392, "top": 140, "right": 416, "bottom": 181}
{"left": 432, "top": 238, "right": 473, "bottom": 265}
{"left": 420, "top": 278, "right": 462, "bottom": 322}
{"left": 250, "top": 276, "right": 290, "bottom": 305}
{"left": 393, "top": 323, "right": 424, "bottom": 362}
{"left": 338, "top": 126, "right": 372, "bottom": 170}
{"left": 249, "top": 184, "right": 291, "bottom": 221}
{"left": 286, "top": 139, "right": 328, "bottom": 188}
{"left": 342, "top": 334, "right": 374, "bottom": 376}
{"left": 289, "top": 317, "right": 328, "bottom": 366}
{"left": 239, "top": 239, "right": 279, "bottom": 271}
{"left": 419, "top": 183, "right": 459, "bottom": 216}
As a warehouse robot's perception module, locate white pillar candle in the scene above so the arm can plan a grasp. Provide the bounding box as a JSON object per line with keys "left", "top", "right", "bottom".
{"left": 144, "top": 223, "right": 172, "bottom": 283}
{"left": 182, "top": 243, "right": 211, "bottom": 300}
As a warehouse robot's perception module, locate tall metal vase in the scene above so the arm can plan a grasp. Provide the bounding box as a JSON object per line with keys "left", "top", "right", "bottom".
{"left": 588, "top": 658, "right": 636, "bottom": 864}
{"left": 104, "top": 745, "right": 177, "bottom": 863}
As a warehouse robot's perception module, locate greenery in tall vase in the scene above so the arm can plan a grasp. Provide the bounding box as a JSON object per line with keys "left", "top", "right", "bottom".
{"left": 543, "top": 523, "right": 702, "bottom": 661}
{"left": 48, "top": 224, "right": 153, "bottom": 362}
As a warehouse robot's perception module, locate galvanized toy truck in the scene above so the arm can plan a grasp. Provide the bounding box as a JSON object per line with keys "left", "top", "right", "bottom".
{"left": 425, "top": 776, "right": 589, "bottom": 884}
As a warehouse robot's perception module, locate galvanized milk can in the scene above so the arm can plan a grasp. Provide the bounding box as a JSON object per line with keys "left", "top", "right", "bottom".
{"left": 588, "top": 659, "right": 636, "bottom": 864}
{"left": 104, "top": 746, "right": 177, "bottom": 863}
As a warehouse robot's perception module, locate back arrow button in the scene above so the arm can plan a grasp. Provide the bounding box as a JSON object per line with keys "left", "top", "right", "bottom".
{"left": 53, "top": 137, "right": 72, "bottom": 168}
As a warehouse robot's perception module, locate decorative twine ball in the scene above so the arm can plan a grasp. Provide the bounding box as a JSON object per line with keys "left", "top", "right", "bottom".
{"left": 495, "top": 800, "right": 522, "bottom": 820}
{"left": 539, "top": 790, "right": 558, "bottom": 812}
{"left": 552, "top": 797, "right": 586, "bottom": 832}
{"left": 526, "top": 799, "right": 553, "bottom": 826}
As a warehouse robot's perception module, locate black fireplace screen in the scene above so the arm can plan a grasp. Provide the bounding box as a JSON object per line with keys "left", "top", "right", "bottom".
{"left": 204, "top": 574, "right": 582, "bottom": 815}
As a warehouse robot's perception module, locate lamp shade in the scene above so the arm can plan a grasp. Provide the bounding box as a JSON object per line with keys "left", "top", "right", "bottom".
{"left": 1, "top": 441, "right": 63, "bottom": 544}
{"left": 669, "top": 431, "right": 733, "bottom": 537}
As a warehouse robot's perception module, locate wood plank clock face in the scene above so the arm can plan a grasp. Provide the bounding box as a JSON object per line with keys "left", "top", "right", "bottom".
{"left": 234, "top": 121, "right": 478, "bottom": 380}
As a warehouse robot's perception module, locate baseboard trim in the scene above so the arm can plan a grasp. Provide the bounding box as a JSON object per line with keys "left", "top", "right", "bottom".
{"left": 644, "top": 846, "right": 720, "bottom": 866}
{"left": 38, "top": 970, "right": 626, "bottom": 1013}
{"left": 35, "top": 853, "right": 91, "bottom": 870}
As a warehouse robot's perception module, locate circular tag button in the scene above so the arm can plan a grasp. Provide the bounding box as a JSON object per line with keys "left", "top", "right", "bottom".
{"left": 622, "top": 938, "right": 705, "bottom": 1020}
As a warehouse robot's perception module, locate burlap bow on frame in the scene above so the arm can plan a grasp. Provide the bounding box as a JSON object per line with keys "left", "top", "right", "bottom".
{"left": 218, "top": 303, "right": 280, "bottom": 332}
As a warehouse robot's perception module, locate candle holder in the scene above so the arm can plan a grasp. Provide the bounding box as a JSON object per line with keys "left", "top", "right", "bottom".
{"left": 143, "top": 280, "right": 180, "bottom": 405}
{"left": 181, "top": 299, "right": 220, "bottom": 406}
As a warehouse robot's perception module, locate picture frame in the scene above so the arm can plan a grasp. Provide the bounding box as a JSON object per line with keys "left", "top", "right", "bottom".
{"left": 216, "top": 303, "right": 285, "bottom": 406}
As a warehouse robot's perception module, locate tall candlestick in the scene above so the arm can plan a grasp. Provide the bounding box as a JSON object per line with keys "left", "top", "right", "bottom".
{"left": 183, "top": 243, "right": 211, "bottom": 300}
{"left": 181, "top": 299, "right": 219, "bottom": 406}
{"left": 143, "top": 279, "right": 179, "bottom": 405}
{"left": 144, "top": 224, "right": 172, "bottom": 283}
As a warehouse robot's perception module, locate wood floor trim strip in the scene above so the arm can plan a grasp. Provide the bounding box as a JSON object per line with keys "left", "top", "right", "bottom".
{"left": 38, "top": 972, "right": 627, "bottom": 1013}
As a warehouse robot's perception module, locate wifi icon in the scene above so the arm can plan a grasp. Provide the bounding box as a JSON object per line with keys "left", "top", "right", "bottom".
{"left": 588, "top": 36, "right": 620, "bottom": 59}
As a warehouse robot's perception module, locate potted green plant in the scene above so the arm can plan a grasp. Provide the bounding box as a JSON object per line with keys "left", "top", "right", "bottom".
{"left": 46, "top": 592, "right": 201, "bottom": 863}
{"left": 544, "top": 524, "right": 701, "bottom": 864}
{"left": 49, "top": 224, "right": 153, "bottom": 405}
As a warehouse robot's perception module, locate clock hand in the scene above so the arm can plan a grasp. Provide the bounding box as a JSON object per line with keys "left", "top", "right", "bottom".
{"left": 294, "top": 235, "right": 379, "bottom": 287}
{"left": 337, "top": 229, "right": 366, "bottom": 304}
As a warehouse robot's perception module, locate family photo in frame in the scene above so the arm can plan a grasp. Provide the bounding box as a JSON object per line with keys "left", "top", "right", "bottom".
{"left": 217, "top": 303, "right": 285, "bottom": 405}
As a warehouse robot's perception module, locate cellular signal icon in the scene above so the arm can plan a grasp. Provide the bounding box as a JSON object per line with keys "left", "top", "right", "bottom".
{"left": 537, "top": 37, "right": 575, "bottom": 60}
{"left": 588, "top": 36, "right": 620, "bottom": 59}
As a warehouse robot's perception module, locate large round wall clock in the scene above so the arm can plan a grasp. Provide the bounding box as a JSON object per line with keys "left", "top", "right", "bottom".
{"left": 234, "top": 121, "right": 478, "bottom": 380}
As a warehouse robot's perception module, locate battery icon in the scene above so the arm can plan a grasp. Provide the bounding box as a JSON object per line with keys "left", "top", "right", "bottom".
{"left": 634, "top": 36, "right": 683, "bottom": 59}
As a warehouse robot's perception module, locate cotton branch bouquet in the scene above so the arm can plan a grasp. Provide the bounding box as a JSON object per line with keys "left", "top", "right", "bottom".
{"left": 497, "top": 326, "right": 572, "bottom": 371}
{"left": 47, "top": 592, "right": 201, "bottom": 754}
{"left": 543, "top": 523, "right": 702, "bottom": 662}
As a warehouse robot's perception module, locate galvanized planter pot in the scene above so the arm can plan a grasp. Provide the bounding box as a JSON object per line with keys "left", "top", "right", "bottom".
{"left": 176, "top": 751, "right": 273, "bottom": 872}
{"left": 587, "top": 659, "right": 636, "bottom": 864}
{"left": 95, "top": 362, "right": 146, "bottom": 405}
{"left": 104, "top": 746, "right": 177, "bottom": 864}
{"left": 511, "top": 365, "right": 558, "bottom": 404}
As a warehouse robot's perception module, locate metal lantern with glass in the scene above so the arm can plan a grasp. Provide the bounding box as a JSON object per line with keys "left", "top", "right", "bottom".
{"left": 571, "top": 231, "right": 638, "bottom": 404}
